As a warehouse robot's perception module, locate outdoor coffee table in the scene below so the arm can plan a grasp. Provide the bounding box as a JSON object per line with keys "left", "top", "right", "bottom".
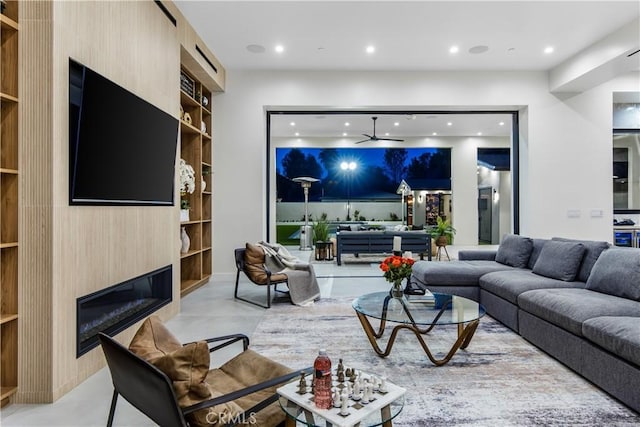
{"left": 277, "top": 369, "right": 405, "bottom": 427}
{"left": 352, "top": 291, "right": 485, "bottom": 366}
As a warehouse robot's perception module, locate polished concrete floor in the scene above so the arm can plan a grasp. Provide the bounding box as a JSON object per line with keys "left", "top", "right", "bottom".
{"left": 0, "top": 246, "right": 482, "bottom": 426}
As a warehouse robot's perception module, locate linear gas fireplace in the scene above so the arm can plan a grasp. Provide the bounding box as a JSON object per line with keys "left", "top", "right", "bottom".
{"left": 76, "top": 265, "right": 172, "bottom": 357}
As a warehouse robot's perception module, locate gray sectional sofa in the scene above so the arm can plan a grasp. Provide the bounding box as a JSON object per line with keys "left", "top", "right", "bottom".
{"left": 410, "top": 234, "right": 640, "bottom": 413}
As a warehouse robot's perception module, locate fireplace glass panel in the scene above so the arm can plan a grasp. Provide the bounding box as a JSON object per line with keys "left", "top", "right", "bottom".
{"left": 76, "top": 265, "right": 172, "bottom": 357}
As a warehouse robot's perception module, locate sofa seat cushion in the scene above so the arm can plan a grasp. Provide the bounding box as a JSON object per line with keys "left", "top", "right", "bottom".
{"left": 411, "top": 260, "right": 514, "bottom": 287}
{"left": 201, "top": 349, "right": 292, "bottom": 427}
{"left": 582, "top": 316, "right": 640, "bottom": 367}
{"left": 552, "top": 237, "right": 609, "bottom": 282}
{"left": 518, "top": 288, "right": 640, "bottom": 336}
{"left": 480, "top": 270, "right": 585, "bottom": 304}
{"left": 586, "top": 248, "right": 640, "bottom": 301}
{"left": 495, "top": 234, "right": 533, "bottom": 268}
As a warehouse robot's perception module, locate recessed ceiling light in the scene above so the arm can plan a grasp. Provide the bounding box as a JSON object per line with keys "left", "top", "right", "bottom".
{"left": 544, "top": 46, "right": 554, "bottom": 54}
{"left": 432, "top": 132, "right": 437, "bottom": 136}
{"left": 447, "top": 122, "right": 453, "bottom": 126}
{"left": 499, "top": 121, "right": 505, "bottom": 126}
{"left": 246, "top": 44, "right": 265, "bottom": 54}
{"left": 345, "top": 122, "right": 350, "bottom": 126}
{"left": 477, "top": 132, "right": 483, "bottom": 136}
{"left": 294, "top": 132, "right": 299, "bottom": 136}
{"left": 394, "top": 122, "right": 399, "bottom": 126}
{"left": 275, "top": 45, "right": 285, "bottom": 53}
{"left": 385, "top": 133, "right": 389, "bottom": 136}
{"left": 342, "top": 132, "right": 348, "bottom": 136}
{"left": 289, "top": 122, "right": 295, "bottom": 126}
{"left": 366, "top": 45, "right": 375, "bottom": 54}
{"left": 449, "top": 45, "right": 459, "bottom": 54}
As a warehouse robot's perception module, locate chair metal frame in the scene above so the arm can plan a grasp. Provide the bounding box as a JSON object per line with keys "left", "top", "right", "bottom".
{"left": 234, "top": 247, "right": 289, "bottom": 308}
{"left": 99, "top": 332, "right": 310, "bottom": 427}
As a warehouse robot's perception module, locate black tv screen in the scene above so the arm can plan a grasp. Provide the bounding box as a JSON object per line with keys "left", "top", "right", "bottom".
{"left": 69, "top": 59, "right": 178, "bottom": 205}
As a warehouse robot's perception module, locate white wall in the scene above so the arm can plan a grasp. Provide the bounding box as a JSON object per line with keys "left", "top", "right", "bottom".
{"left": 212, "top": 70, "right": 640, "bottom": 276}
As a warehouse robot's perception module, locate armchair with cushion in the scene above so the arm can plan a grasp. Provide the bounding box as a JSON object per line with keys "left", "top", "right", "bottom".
{"left": 99, "top": 316, "right": 310, "bottom": 427}
{"left": 234, "top": 243, "right": 289, "bottom": 308}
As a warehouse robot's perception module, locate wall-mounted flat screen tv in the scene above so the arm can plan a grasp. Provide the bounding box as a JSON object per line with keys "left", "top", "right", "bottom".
{"left": 69, "top": 59, "right": 178, "bottom": 205}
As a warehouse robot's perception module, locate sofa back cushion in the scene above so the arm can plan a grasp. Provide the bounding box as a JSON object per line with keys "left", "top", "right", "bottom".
{"left": 552, "top": 237, "right": 609, "bottom": 282}
{"left": 532, "top": 240, "right": 585, "bottom": 281}
{"left": 527, "top": 238, "right": 549, "bottom": 270}
{"left": 495, "top": 234, "right": 533, "bottom": 268}
{"left": 586, "top": 248, "right": 640, "bottom": 300}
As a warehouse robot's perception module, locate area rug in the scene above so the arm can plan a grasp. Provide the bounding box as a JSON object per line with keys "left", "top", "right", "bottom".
{"left": 250, "top": 298, "right": 640, "bottom": 426}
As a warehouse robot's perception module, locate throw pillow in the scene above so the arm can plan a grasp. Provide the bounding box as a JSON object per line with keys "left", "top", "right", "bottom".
{"left": 129, "top": 315, "right": 182, "bottom": 362}
{"left": 532, "top": 241, "right": 585, "bottom": 281}
{"left": 152, "top": 341, "right": 242, "bottom": 427}
{"left": 552, "top": 237, "right": 609, "bottom": 282}
{"left": 495, "top": 234, "right": 534, "bottom": 268}
{"left": 586, "top": 248, "right": 640, "bottom": 301}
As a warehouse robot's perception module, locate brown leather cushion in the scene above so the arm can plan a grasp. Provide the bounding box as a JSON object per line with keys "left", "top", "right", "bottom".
{"left": 244, "top": 243, "right": 287, "bottom": 284}
{"left": 129, "top": 316, "right": 242, "bottom": 426}
{"left": 128, "top": 315, "right": 182, "bottom": 362}
{"left": 154, "top": 342, "right": 242, "bottom": 426}
{"left": 203, "top": 349, "right": 293, "bottom": 427}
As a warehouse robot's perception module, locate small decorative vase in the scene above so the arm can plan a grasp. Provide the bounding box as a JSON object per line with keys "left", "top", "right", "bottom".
{"left": 180, "top": 227, "right": 190, "bottom": 254}
{"left": 180, "top": 209, "right": 190, "bottom": 222}
{"left": 390, "top": 280, "right": 404, "bottom": 298}
{"left": 201, "top": 178, "right": 206, "bottom": 192}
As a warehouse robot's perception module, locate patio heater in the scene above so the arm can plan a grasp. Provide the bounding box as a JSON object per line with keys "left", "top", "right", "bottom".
{"left": 293, "top": 177, "right": 319, "bottom": 250}
{"left": 396, "top": 180, "right": 411, "bottom": 226}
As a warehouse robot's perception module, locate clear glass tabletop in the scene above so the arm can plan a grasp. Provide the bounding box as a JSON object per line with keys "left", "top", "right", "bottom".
{"left": 352, "top": 291, "right": 485, "bottom": 326}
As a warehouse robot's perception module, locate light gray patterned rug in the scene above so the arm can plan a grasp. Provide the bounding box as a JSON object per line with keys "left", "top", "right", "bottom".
{"left": 250, "top": 298, "right": 640, "bottom": 426}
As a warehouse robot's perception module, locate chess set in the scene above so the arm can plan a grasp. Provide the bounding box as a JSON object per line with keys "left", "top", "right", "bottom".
{"left": 277, "top": 359, "right": 406, "bottom": 427}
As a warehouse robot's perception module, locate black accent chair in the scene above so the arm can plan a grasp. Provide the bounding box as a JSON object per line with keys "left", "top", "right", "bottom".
{"left": 234, "top": 248, "right": 288, "bottom": 309}
{"left": 99, "top": 332, "right": 311, "bottom": 427}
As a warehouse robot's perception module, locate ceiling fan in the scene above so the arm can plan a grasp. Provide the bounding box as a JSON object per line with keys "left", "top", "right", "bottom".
{"left": 355, "top": 116, "right": 405, "bottom": 144}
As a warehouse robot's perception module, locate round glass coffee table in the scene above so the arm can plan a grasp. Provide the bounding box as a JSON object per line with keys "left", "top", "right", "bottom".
{"left": 352, "top": 292, "right": 486, "bottom": 366}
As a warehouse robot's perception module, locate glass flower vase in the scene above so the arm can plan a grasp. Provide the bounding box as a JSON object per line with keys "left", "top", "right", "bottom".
{"left": 390, "top": 279, "right": 404, "bottom": 298}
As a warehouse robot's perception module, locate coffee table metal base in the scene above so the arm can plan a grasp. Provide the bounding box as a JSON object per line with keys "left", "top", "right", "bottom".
{"left": 355, "top": 295, "right": 480, "bottom": 366}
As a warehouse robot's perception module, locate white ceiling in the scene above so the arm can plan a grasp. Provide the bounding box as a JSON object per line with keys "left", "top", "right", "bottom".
{"left": 270, "top": 112, "right": 513, "bottom": 138}
{"left": 174, "top": 1, "right": 638, "bottom": 138}
{"left": 175, "top": 0, "right": 640, "bottom": 71}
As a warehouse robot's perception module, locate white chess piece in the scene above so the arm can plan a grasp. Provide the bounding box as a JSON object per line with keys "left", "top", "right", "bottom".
{"left": 333, "top": 388, "right": 341, "bottom": 408}
{"left": 340, "top": 392, "right": 349, "bottom": 415}
{"left": 379, "top": 376, "right": 387, "bottom": 392}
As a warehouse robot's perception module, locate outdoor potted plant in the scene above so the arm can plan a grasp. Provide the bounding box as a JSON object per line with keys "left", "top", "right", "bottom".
{"left": 430, "top": 216, "right": 456, "bottom": 247}
{"left": 313, "top": 214, "right": 331, "bottom": 260}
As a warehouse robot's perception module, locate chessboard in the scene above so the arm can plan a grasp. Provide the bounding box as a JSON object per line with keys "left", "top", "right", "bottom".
{"left": 277, "top": 364, "right": 406, "bottom": 427}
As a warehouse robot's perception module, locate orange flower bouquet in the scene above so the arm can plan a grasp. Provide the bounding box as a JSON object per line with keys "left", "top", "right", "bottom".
{"left": 379, "top": 255, "right": 415, "bottom": 296}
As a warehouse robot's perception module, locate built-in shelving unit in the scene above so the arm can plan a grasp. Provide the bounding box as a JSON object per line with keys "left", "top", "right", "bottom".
{"left": 0, "top": 0, "right": 19, "bottom": 407}
{"left": 179, "top": 66, "right": 212, "bottom": 296}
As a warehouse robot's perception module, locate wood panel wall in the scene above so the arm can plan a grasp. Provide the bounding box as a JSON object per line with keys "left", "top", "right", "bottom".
{"left": 18, "top": 0, "right": 181, "bottom": 402}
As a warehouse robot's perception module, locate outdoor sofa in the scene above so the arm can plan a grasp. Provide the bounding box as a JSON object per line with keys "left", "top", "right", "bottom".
{"left": 410, "top": 234, "right": 640, "bottom": 412}
{"left": 335, "top": 230, "right": 432, "bottom": 265}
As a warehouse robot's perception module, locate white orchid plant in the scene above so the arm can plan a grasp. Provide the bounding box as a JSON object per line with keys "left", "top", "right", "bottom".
{"left": 179, "top": 159, "right": 195, "bottom": 209}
